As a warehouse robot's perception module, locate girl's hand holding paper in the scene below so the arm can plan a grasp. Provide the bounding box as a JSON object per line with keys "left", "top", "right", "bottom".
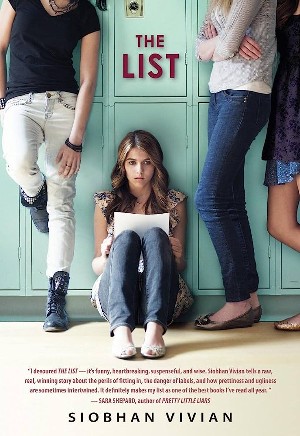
{"left": 101, "top": 236, "right": 113, "bottom": 257}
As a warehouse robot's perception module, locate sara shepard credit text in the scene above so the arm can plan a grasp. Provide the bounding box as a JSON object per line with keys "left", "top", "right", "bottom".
{"left": 68, "top": 411, "right": 233, "bottom": 423}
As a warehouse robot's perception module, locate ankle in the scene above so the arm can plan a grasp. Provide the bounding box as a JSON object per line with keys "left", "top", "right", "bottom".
{"left": 20, "top": 180, "right": 47, "bottom": 208}
{"left": 113, "top": 326, "right": 133, "bottom": 343}
{"left": 225, "top": 301, "right": 251, "bottom": 311}
{"left": 209, "top": 301, "right": 251, "bottom": 322}
{"left": 249, "top": 292, "right": 260, "bottom": 309}
{"left": 144, "top": 322, "right": 164, "bottom": 346}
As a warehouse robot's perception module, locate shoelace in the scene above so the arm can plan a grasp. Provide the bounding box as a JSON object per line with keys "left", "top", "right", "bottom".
{"left": 46, "top": 293, "right": 65, "bottom": 316}
{"left": 53, "top": 274, "right": 69, "bottom": 293}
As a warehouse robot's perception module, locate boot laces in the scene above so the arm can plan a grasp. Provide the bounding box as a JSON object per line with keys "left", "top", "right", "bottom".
{"left": 46, "top": 273, "right": 68, "bottom": 316}
{"left": 46, "top": 293, "right": 65, "bottom": 316}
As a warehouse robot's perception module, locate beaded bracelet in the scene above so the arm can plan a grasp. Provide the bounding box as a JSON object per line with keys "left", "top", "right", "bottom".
{"left": 65, "top": 138, "right": 83, "bottom": 153}
{"left": 0, "top": 98, "right": 6, "bottom": 110}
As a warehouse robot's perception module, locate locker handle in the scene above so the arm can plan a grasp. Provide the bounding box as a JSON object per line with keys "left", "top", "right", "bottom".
{"left": 96, "top": 0, "right": 107, "bottom": 11}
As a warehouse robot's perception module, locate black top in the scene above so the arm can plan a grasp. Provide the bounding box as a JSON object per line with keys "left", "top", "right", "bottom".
{"left": 262, "top": 15, "right": 300, "bottom": 162}
{"left": 6, "top": 0, "right": 100, "bottom": 100}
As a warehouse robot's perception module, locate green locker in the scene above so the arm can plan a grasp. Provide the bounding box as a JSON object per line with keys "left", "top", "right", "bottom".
{"left": 195, "top": 105, "right": 274, "bottom": 294}
{"left": 1, "top": 0, "right": 300, "bottom": 321}
{"left": 30, "top": 103, "right": 104, "bottom": 293}
{"left": 0, "top": 156, "right": 23, "bottom": 294}
{"left": 197, "top": 0, "right": 211, "bottom": 97}
{"left": 114, "top": 0, "right": 187, "bottom": 97}
{"left": 113, "top": 103, "right": 189, "bottom": 190}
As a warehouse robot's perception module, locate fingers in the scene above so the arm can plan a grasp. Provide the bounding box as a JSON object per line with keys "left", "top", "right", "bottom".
{"left": 204, "top": 22, "right": 218, "bottom": 39}
{"left": 57, "top": 144, "right": 81, "bottom": 178}
{"left": 101, "top": 237, "right": 113, "bottom": 256}
{"left": 56, "top": 148, "right": 63, "bottom": 164}
{"left": 239, "top": 36, "right": 261, "bottom": 60}
{"left": 60, "top": 157, "right": 80, "bottom": 178}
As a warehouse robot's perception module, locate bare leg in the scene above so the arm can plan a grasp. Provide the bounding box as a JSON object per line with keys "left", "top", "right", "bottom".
{"left": 141, "top": 322, "right": 165, "bottom": 358}
{"left": 249, "top": 291, "right": 260, "bottom": 309}
{"left": 112, "top": 326, "right": 136, "bottom": 358}
{"left": 209, "top": 300, "right": 252, "bottom": 322}
{"left": 143, "top": 322, "right": 164, "bottom": 348}
{"left": 267, "top": 177, "right": 300, "bottom": 250}
{"left": 209, "top": 177, "right": 300, "bottom": 323}
{"left": 267, "top": 177, "right": 300, "bottom": 325}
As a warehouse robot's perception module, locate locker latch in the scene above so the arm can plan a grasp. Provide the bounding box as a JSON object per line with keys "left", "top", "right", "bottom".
{"left": 125, "top": 0, "right": 144, "bottom": 18}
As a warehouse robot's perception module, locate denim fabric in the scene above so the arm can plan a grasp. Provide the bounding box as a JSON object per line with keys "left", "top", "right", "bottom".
{"left": 264, "top": 160, "right": 300, "bottom": 186}
{"left": 98, "top": 228, "right": 179, "bottom": 335}
{"left": 195, "top": 90, "right": 271, "bottom": 302}
{"left": 1, "top": 91, "right": 77, "bottom": 277}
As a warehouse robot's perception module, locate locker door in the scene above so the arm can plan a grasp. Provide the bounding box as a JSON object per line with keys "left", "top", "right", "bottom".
{"left": 281, "top": 244, "right": 300, "bottom": 290}
{"left": 114, "top": 0, "right": 187, "bottom": 97}
{"left": 113, "top": 102, "right": 192, "bottom": 287}
{"left": 195, "top": 104, "right": 273, "bottom": 294}
{"left": 197, "top": 0, "right": 211, "bottom": 97}
{"left": 114, "top": 103, "right": 189, "bottom": 191}
{"left": 0, "top": 144, "right": 22, "bottom": 294}
{"left": 30, "top": 104, "right": 104, "bottom": 293}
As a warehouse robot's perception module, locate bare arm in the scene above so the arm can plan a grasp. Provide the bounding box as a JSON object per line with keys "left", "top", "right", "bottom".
{"left": 197, "top": 22, "right": 219, "bottom": 61}
{"left": 238, "top": 35, "right": 261, "bottom": 60}
{"left": 56, "top": 30, "right": 100, "bottom": 178}
{"left": 91, "top": 205, "right": 111, "bottom": 276}
{"left": 0, "top": 0, "right": 15, "bottom": 100}
{"left": 169, "top": 198, "right": 187, "bottom": 273}
{"left": 196, "top": 8, "right": 219, "bottom": 61}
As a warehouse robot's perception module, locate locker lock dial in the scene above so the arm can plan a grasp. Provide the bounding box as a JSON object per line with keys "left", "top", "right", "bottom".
{"left": 129, "top": 1, "right": 139, "bottom": 11}
{"left": 125, "top": 0, "right": 144, "bottom": 17}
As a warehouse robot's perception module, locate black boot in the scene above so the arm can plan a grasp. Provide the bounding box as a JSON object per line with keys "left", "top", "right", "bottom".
{"left": 20, "top": 181, "right": 49, "bottom": 233}
{"left": 43, "top": 271, "right": 70, "bottom": 332}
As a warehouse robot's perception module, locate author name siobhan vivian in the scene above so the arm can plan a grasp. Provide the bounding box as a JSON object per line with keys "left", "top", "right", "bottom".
{"left": 68, "top": 411, "right": 233, "bottom": 423}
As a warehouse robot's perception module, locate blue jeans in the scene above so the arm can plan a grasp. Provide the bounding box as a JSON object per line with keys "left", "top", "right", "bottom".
{"left": 98, "top": 228, "right": 179, "bottom": 335}
{"left": 194, "top": 90, "right": 271, "bottom": 302}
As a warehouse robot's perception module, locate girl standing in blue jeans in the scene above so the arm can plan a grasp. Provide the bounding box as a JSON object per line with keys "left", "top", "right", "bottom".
{"left": 0, "top": 0, "right": 100, "bottom": 331}
{"left": 194, "top": 0, "right": 276, "bottom": 330}
{"left": 91, "top": 130, "right": 191, "bottom": 359}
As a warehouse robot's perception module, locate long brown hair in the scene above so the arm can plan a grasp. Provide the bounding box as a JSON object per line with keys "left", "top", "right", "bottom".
{"left": 277, "top": 0, "right": 299, "bottom": 29}
{"left": 105, "top": 130, "right": 170, "bottom": 223}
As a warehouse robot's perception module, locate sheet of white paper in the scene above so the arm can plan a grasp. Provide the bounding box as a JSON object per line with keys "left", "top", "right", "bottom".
{"left": 114, "top": 212, "right": 169, "bottom": 239}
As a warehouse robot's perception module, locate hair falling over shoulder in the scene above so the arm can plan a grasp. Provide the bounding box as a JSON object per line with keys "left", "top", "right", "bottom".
{"left": 105, "top": 130, "right": 170, "bottom": 223}
{"left": 210, "top": 0, "right": 232, "bottom": 14}
{"left": 276, "top": 0, "right": 299, "bottom": 29}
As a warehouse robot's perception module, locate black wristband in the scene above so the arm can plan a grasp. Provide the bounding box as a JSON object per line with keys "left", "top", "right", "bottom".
{"left": 0, "top": 98, "right": 6, "bottom": 110}
{"left": 65, "top": 138, "right": 83, "bottom": 152}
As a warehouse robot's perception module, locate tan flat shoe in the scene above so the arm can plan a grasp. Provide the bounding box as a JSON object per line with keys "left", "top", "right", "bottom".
{"left": 274, "top": 318, "right": 300, "bottom": 331}
{"left": 112, "top": 343, "right": 137, "bottom": 359}
{"left": 141, "top": 344, "right": 166, "bottom": 358}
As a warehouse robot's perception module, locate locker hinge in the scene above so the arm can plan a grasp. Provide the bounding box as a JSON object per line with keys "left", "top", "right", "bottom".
{"left": 18, "top": 246, "right": 21, "bottom": 260}
{"left": 184, "top": 53, "right": 188, "bottom": 65}
{"left": 186, "top": 135, "right": 189, "bottom": 148}
{"left": 101, "top": 135, "right": 104, "bottom": 149}
{"left": 268, "top": 245, "right": 271, "bottom": 258}
{"left": 100, "top": 53, "right": 104, "bottom": 65}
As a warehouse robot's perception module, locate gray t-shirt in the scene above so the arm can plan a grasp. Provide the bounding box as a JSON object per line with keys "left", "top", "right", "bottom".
{"left": 196, "top": 0, "right": 277, "bottom": 93}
